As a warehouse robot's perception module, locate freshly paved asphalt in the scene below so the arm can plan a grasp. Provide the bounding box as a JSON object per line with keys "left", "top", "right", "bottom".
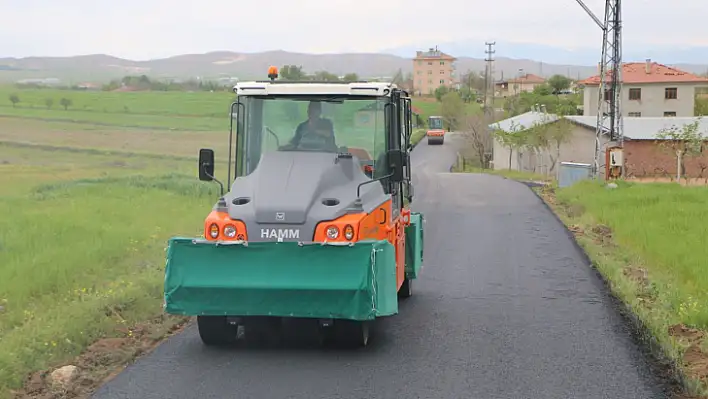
{"left": 92, "top": 134, "right": 669, "bottom": 399}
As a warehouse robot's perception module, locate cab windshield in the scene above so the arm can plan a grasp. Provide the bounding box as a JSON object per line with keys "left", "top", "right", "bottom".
{"left": 429, "top": 117, "right": 443, "bottom": 129}
{"left": 236, "top": 95, "right": 390, "bottom": 177}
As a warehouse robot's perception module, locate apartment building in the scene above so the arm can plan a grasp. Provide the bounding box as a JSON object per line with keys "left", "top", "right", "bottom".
{"left": 579, "top": 59, "right": 708, "bottom": 117}
{"left": 412, "top": 46, "right": 457, "bottom": 96}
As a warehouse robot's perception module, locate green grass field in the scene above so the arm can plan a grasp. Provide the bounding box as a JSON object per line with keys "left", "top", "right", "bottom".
{"left": 0, "top": 86, "right": 434, "bottom": 397}
{"left": 0, "top": 142, "right": 218, "bottom": 396}
{"left": 0, "top": 87, "right": 234, "bottom": 116}
{"left": 0, "top": 87, "right": 235, "bottom": 131}
{"left": 0, "top": 86, "right": 474, "bottom": 131}
{"left": 551, "top": 181, "right": 708, "bottom": 396}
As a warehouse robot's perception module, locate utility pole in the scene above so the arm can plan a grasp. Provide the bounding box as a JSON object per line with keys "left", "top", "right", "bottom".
{"left": 483, "top": 41, "right": 496, "bottom": 118}
{"left": 574, "top": 0, "right": 623, "bottom": 179}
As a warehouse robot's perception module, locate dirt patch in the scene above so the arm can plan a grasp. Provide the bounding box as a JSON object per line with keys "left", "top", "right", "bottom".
{"left": 567, "top": 224, "right": 585, "bottom": 236}
{"left": 623, "top": 266, "right": 658, "bottom": 307}
{"left": 623, "top": 266, "right": 650, "bottom": 289}
{"left": 590, "top": 224, "right": 614, "bottom": 245}
{"left": 591, "top": 224, "right": 611, "bottom": 237}
{"left": 12, "top": 315, "right": 192, "bottom": 399}
{"left": 669, "top": 324, "right": 708, "bottom": 385}
{"left": 623, "top": 266, "right": 649, "bottom": 286}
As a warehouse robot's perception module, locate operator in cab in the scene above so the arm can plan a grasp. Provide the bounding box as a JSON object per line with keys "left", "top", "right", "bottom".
{"left": 280, "top": 101, "right": 338, "bottom": 151}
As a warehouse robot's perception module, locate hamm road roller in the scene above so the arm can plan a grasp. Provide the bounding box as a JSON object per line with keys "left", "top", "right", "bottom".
{"left": 162, "top": 67, "right": 425, "bottom": 348}
{"left": 426, "top": 115, "right": 445, "bottom": 145}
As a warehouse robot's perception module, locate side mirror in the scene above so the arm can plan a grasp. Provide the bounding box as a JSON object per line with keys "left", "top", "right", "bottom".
{"left": 198, "top": 148, "right": 215, "bottom": 181}
{"left": 407, "top": 182, "right": 415, "bottom": 202}
{"left": 387, "top": 149, "right": 405, "bottom": 182}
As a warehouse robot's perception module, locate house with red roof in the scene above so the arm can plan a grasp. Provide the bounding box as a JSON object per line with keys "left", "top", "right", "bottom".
{"left": 495, "top": 73, "right": 546, "bottom": 97}
{"left": 578, "top": 59, "right": 708, "bottom": 117}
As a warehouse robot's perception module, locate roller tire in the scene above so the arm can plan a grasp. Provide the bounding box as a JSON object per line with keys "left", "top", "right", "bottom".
{"left": 197, "top": 316, "right": 238, "bottom": 346}
{"left": 398, "top": 277, "right": 413, "bottom": 298}
{"left": 331, "top": 320, "right": 370, "bottom": 348}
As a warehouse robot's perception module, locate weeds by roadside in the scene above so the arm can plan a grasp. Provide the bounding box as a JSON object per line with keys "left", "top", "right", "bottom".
{"left": 535, "top": 180, "right": 708, "bottom": 398}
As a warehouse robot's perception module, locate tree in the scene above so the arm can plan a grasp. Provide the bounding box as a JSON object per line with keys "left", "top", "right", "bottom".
{"left": 59, "top": 97, "right": 72, "bottom": 110}
{"left": 461, "top": 70, "right": 486, "bottom": 92}
{"left": 509, "top": 129, "right": 529, "bottom": 171}
{"left": 341, "top": 73, "right": 359, "bottom": 82}
{"left": 312, "top": 71, "right": 340, "bottom": 82}
{"left": 280, "top": 65, "right": 306, "bottom": 81}
{"left": 461, "top": 114, "right": 494, "bottom": 168}
{"left": 695, "top": 97, "right": 708, "bottom": 116}
{"left": 434, "top": 85, "right": 450, "bottom": 102}
{"left": 440, "top": 91, "right": 464, "bottom": 131}
{"left": 9, "top": 94, "right": 19, "bottom": 107}
{"left": 544, "top": 119, "right": 573, "bottom": 173}
{"left": 492, "top": 129, "right": 514, "bottom": 170}
{"left": 547, "top": 74, "right": 572, "bottom": 93}
{"left": 523, "top": 121, "right": 550, "bottom": 173}
{"left": 655, "top": 119, "right": 706, "bottom": 181}
{"left": 458, "top": 86, "right": 476, "bottom": 103}
{"left": 45, "top": 98, "right": 54, "bottom": 109}
{"left": 525, "top": 116, "right": 573, "bottom": 174}
{"left": 532, "top": 84, "right": 552, "bottom": 96}
{"left": 492, "top": 121, "right": 527, "bottom": 170}
{"left": 508, "top": 90, "right": 581, "bottom": 116}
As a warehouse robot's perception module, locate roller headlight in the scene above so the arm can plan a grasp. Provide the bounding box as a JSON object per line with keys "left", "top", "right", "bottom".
{"left": 223, "top": 225, "right": 237, "bottom": 238}
{"left": 326, "top": 226, "right": 339, "bottom": 240}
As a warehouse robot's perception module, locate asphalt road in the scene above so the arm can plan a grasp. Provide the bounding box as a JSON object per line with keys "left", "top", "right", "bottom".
{"left": 92, "top": 135, "right": 669, "bottom": 399}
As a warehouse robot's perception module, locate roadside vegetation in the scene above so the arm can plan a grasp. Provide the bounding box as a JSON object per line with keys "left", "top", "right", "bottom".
{"left": 538, "top": 181, "right": 708, "bottom": 397}
{"left": 0, "top": 140, "right": 215, "bottom": 398}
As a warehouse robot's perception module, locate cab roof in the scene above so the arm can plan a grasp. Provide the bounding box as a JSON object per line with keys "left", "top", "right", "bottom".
{"left": 232, "top": 81, "right": 398, "bottom": 97}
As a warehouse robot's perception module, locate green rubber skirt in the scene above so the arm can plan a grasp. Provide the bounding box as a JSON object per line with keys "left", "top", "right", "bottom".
{"left": 163, "top": 238, "right": 398, "bottom": 321}
{"left": 405, "top": 212, "right": 424, "bottom": 279}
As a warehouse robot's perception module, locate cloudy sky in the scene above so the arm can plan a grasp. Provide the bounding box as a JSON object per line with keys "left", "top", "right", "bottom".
{"left": 1, "top": 0, "right": 706, "bottom": 60}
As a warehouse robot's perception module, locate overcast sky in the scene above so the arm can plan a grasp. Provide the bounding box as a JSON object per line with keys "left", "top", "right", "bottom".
{"left": 1, "top": 0, "right": 706, "bottom": 60}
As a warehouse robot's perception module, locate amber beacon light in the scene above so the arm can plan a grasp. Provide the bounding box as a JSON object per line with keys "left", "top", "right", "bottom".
{"left": 267, "top": 66, "right": 278, "bottom": 81}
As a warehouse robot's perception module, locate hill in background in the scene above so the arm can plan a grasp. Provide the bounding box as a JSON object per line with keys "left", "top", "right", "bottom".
{"left": 1, "top": 50, "right": 707, "bottom": 85}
